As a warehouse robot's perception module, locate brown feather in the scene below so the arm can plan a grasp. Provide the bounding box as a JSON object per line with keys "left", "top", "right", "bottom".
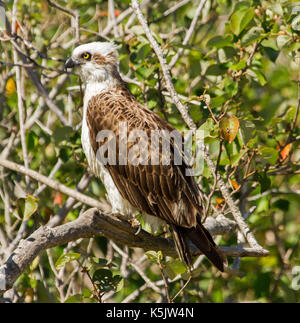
{"left": 86, "top": 79, "right": 226, "bottom": 270}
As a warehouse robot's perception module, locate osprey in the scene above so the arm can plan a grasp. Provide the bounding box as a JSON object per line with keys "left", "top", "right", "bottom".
{"left": 65, "top": 42, "right": 225, "bottom": 271}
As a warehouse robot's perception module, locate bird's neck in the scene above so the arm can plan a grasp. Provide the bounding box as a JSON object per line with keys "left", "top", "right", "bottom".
{"left": 82, "top": 71, "right": 127, "bottom": 121}
{"left": 84, "top": 75, "right": 117, "bottom": 103}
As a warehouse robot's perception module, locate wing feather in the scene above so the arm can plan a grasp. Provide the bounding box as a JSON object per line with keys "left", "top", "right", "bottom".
{"left": 86, "top": 88, "right": 201, "bottom": 228}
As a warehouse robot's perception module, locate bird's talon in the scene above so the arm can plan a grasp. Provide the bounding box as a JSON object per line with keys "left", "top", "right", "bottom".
{"left": 134, "top": 223, "right": 142, "bottom": 235}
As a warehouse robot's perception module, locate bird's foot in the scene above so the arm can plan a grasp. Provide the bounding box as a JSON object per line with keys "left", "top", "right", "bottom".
{"left": 129, "top": 217, "right": 142, "bottom": 235}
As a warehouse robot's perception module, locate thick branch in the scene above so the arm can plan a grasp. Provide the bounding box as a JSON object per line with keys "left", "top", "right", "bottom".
{"left": 0, "top": 208, "right": 267, "bottom": 292}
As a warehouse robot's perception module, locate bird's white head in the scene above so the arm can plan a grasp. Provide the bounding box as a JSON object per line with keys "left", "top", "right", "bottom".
{"left": 65, "top": 42, "right": 119, "bottom": 83}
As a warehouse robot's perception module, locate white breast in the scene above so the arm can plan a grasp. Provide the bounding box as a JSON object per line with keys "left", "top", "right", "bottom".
{"left": 82, "top": 83, "right": 134, "bottom": 216}
{"left": 82, "top": 82, "right": 164, "bottom": 232}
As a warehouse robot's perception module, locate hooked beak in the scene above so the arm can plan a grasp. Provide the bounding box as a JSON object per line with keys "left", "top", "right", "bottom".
{"left": 64, "top": 57, "right": 81, "bottom": 69}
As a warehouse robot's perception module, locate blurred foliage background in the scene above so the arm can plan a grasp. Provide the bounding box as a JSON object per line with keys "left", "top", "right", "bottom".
{"left": 0, "top": 0, "right": 300, "bottom": 303}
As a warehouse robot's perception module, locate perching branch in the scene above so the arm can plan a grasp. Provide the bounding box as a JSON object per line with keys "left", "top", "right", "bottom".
{"left": 0, "top": 207, "right": 267, "bottom": 293}
{"left": 0, "top": 158, "right": 269, "bottom": 292}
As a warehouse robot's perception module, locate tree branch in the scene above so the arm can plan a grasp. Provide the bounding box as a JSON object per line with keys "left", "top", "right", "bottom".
{"left": 169, "top": 0, "right": 208, "bottom": 68}
{"left": 0, "top": 158, "right": 106, "bottom": 210}
{"left": 46, "top": 0, "right": 80, "bottom": 44}
{"left": 0, "top": 208, "right": 267, "bottom": 293}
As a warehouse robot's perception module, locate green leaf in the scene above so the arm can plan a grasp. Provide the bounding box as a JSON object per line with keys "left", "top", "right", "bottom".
{"left": 59, "top": 147, "right": 71, "bottom": 162}
{"left": 225, "top": 81, "right": 238, "bottom": 97}
{"left": 26, "top": 131, "right": 39, "bottom": 152}
{"left": 164, "top": 259, "right": 187, "bottom": 277}
{"left": 199, "top": 118, "right": 214, "bottom": 138}
{"left": 23, "top": 196, "right": 38, "bottom": 220}
{"left": 241, "top": 27, "right": 264, "bottom": 46}
{"left": 285, "top": 107, "right": 296, "bottom": 123}
{"left": 210, "top": 95, "right": 227, "bottom": 108}
{"left": 92, "top": 269, "right": 121, "bottom": 292}
{"left": 230, "top": 59, "right": 246, "bottom": 71}
{"left": 45, "top": 143, "right": 56, "bottom": 161}
{"left": 206, "top": 64, "right": 227, "bottom": 76}
{"left": 276, "top": 35, "right": 291, "bottom": 50}
{"left": 230, "top": 8, "right": 255, "bottom": 36}
{"left": 248, "top": 68, "right": 267, "bottom": 86}
{"left": 261, "top": 39, "right": 279, "bottom": 51}
{"left": 231, "top": 149, "right": 247, "bottom": 166}
{"left": 82, "top": 288, "right": 92, "bottom": 298}
{"left": 207, "top": 35, "right": 234, "bottom": 48}
{"left": 147, "top": 99, "right": 157, "bottom": 110}
{"left": 91, "top": 257, "right": 109, "bottom": 267}
{"left": 137, "top": 43, "right": 151, "bottom": 60}
{"left": 129, "top": 52, "right": 139, "bottom": 65}
{"left": 254, "top": 172, "right": 271, "bottom": 193}
{"left": 259, "top": 147, "right": 279, "bottom": 165}
{"left": 53, "top": 126, "right": 73, "bottom": 144}
{"left": 55, "top": 252, "right": 81, "bottom": 269}
{"left": 273, "top": 199, "right": 290, "bottom": 211}
{"left": 256, "top": 196, "right": 270, "bottom": 213}
{"left": 163, "top": 264, "right": 176, "bottom": 280}
{"left": 239, "top": 119, "right": 256, "bottom": 145}
{"left": 136, "top": 66, "right": 154, "bottom": 80}
{"left": 261, "top": 39, "right": 280, "bottom": 62}
{"left": 116, "top": 278, "right": 124, "bottom": 292}
{"left": 254, "top": 272, "right": 271, "bottom": 298}
{"left": 171, "top": 42, "right": 201, "bottom": 51}
{"left": 263, "top": 47, "right": 279, "bottom": 63}
{"left": 30, "top": 257, "right": 40, "bottom": 271}
{"left": 182, "top": 267, "right": 202, "bottom": 280}
{"left": 233, "top": 1, "right": 250, "bottom": 11}
{"left": 145, "top": 250, "right": 163, "bottom": 263}
{"left": 15, "top": 196, "right": 38, "bottom": 221}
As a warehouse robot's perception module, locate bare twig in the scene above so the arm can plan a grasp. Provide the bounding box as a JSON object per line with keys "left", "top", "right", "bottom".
{"left": 111, "top": 241, "right": 162, "bottom": 295}
{"left": 171, "top": 274, "right": 191, "bottom": 302}
{"left": 131, "top": 0, "right": 196, "bottom": 130}
{"left": 46, "top": 0, "right": 80, "bottom": 44}
{"left": 150, "top": 0, "right": 192, "bottom": 24}
{"left": 108, "top": 0, "right": 119, "bottom": 38}
{"left": 169, "top": 0, "right": 208, "bottom": 68}
{"left": 12, "top": 1, "right": 29, "bottom": 187}
{"left": 157, "top": 257, "right": 171, "bottom": 302}
{"left": 0, "top": 158, "right": 105, "bottom": 210}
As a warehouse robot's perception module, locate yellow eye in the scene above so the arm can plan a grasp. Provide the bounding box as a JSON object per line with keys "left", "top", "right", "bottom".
{"left": 82, "top": 52, "right": 91, "bottom": 60}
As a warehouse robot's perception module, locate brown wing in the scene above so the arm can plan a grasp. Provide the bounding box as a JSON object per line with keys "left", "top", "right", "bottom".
{"left": 86, "top": 88, "right": 202, "bottom": 228}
